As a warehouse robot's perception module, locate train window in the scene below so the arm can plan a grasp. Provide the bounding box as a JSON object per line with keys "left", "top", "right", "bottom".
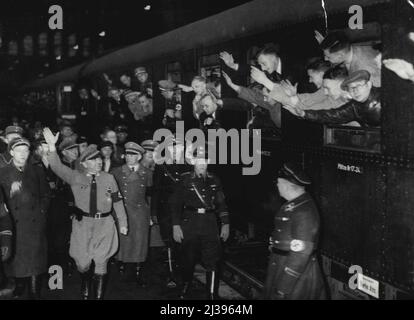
{"left": 321, "top": 34, "right": 382, "bottom": 153}
{"left": 199, "top": 53, "right": 221, "bottom": 98}
{"left": 324, "top": 126, "right": 381, "bottom": 153}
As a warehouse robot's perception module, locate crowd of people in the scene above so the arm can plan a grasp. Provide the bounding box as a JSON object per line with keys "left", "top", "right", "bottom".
{"left": 2, "top": 27, "right": 413, "bottom": 300}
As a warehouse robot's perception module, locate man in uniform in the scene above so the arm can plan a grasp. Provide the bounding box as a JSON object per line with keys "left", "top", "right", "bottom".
{"left": 43, "top": 128, "right": 128, "bottom": 300}
{"left": 264, "top": 163, "right": 326, "bottom": 299}
{"left": 150, "top": 136, "right": 190, "bottom": 288}
{"left": 170, "top": 145, "right": 230, "bottom": 299}
{"left": 0, "top": 126, "right": 23, "bottom": 168}
{"left": 111, "top": 142, "right": 152, "bottom": 286}
{"left": 0, "top": 138, "right": 51, "bottom": 299}
{"left": 159, "top": 80, "right": 182, "bottom": 132}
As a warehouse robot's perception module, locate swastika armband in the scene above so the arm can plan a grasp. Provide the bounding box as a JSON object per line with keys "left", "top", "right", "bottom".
{"left": 111, "top": 191, "right": 123, "bottom": 202}
{"left": 290, "top": 239, "right": 314, "bottom": 254}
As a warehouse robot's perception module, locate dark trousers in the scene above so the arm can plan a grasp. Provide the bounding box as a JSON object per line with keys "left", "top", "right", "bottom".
{"left": 179, "top": 213, "right": 221, "bottom": 282}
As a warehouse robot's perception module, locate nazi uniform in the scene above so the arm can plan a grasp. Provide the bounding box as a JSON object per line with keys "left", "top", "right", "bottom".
{"left": 263, "top": 163, "right": 326, "bottom": 299}
{"left": 170, "top": 146, "right": 229, "bottom": 299}
{"left": 47, "top": 144, "right": 128, "bottom": 300}
{"left": 111, "top": 142, "right": 152, "bottom": 285}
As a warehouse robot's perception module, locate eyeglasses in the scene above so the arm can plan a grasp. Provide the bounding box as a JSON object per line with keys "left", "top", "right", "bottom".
{"left": 347, "top": 81, "right": 367, "bottom": 93}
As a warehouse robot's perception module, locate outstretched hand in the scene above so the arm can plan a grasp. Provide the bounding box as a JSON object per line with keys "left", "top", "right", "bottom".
{"left": 219, "top": 51, "right": 236, "bottom": 69}
{"left": 250, "top": 66, "right": 270, "bottom": 86}
{"left": 314, "top": 30, "right": 325, "bottom": 44}
{"left": 383, "top": 58, "right": 414, "bottom": 82}
{"left": 42, "top": 127, "right": 60, "bottom": 147}
{"left": 283, "top": 105, "right": 305, "bottom": 118}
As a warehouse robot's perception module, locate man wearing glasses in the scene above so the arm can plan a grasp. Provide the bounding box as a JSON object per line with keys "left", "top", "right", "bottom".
{"left": 284, "top": 70, "right": 381, "bottom": 128}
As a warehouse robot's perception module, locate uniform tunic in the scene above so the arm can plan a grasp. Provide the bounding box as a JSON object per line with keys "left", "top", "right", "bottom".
{"left": 47, "top": 151, "right": 127, "bottom": 274}
{"left": 151, "top": 162, "right": 191, "bottom": 243}
{"left": 111, "top": 164, "right": 152, "bottom": 263}
{"left": 0, "top": 163, "right": 51, "bottom": 278}
{"left": 263, "top": 192, "right": 326, "bottom": 300}
{"left": 170, "top": 171, "right": 229, "bottom": 277}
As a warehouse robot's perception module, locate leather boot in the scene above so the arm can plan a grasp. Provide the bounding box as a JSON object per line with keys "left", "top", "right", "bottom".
{"left": 80, "top": 270, "right": 92, "bottom": 300}
{"left": 179, "top": 281, "right": 191, "bottom": 299}
{"left": 92, "top": 274, "right": 106, "bottom": 300}
{"left": 206, "top": 271, "right": 219, "bottom": 300}
{"left": 28, "top": 275, "right": 41, "bottom": 300}
{"left": 136, "top": 264, "right": 147, "bottom": 288}
{"left": 13, "top": 277, "right": 27, "bottom": 298}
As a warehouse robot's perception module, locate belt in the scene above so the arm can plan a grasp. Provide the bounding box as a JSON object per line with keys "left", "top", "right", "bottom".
{"left": 81, "top": 211, "right": 111, "bottom": 219}
{"left": 184, "top": 206, "right": 215, "bottom": 214}
{"left": 271, "top": 247, "right": 289, "bottom": 256}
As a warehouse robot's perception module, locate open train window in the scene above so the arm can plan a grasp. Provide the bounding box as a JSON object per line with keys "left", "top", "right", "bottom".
{"left": 321, "top": 25, "right": 382, "bottom": 153}
{"left": 199, "top": 53, "right": 221, "bottom": 98}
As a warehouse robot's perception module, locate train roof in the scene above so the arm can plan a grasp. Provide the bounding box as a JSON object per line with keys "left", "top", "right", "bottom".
{"left": 26, "top": 0, "right": 389, "bottom": 89}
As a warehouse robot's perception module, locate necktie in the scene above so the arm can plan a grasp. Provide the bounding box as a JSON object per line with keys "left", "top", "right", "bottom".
{"left": 130, "top": 166, "right": 135, "bottom": 172}
{"left": 89, "top": 175, "right": 97, "bottom": 215}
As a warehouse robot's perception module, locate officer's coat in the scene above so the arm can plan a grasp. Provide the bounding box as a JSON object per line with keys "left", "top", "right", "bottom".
{"left": 0, "top": 163, "right": 50, "bottom": 277}
{"left": 264, "top": 192, "right": 326, "bottom": 300}
{"left": 112, "top": 164, "right": 152, "bottom": 262}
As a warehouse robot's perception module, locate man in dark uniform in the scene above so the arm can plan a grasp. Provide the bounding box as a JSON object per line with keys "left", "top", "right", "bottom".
{"left": 0, "top": 138, "right": 51, "bottom": 299}
{"left": 170, "top": 145, "right": 230, "bottom": 299}
{"left": 43, "top": 128, "right": 128, "bottom": 300}
{"left": 159, "top": 80, "right": 182, "bottom": 132}
{"left": 151, "top": 136, "right": 190, "bottom": 288}
{"left": 0, "top": 126, "right": 23, "bottom": 168}
{"left": 263, "top": 163, "right": 326, "bottom": 300}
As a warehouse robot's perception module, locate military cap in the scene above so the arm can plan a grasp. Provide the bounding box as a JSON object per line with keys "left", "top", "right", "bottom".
{"left": 99, "top": 141, "right": 113, "bottom": 150}
{"left": 5, "top": 126, "right": 23, "bottom": 136}
{"left": 125, "top": 142, "right": 145, "bottom": 155}
{"left": 158, "top": 80, "right": 177, "bottom": 91}
{"left": 115, "top": 124, "right": 128, "bottom": 133}
{"left": 60, "top": 120, "right": 73, "bottom": 128}
{"left": 134, "top": 66, "right": 147, "bottom": 75}
{"left": 8, "top": 137, "right": 30, "bottom": 152}
{"left": 278, "top": 163, "right": 311, "bottom": 186}
{"left": 340, "top": 70, "right": 371, "bottom": 91}
{"left": 58, "top": 139, "right": 78, "bottom": 152}
{"left": 141, "top": 139, "right": 158, "bottom": 151}
{"left": 79, "top": 144, "right": 101, "bottom": 162}
{"left": 124, "top": 91, "right": 140, "bottom": 99}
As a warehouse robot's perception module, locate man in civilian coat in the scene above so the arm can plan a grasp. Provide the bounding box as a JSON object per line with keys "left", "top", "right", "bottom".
{"left": 0, "top": 138, "right": 51, "bottom": 299}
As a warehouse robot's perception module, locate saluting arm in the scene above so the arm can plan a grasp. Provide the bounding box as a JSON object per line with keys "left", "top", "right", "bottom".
{"left": 304, "top": 101, "right": 356, "bottom": 125}
{"left": 47, "top": 151, "right": 77, "bottom": 185}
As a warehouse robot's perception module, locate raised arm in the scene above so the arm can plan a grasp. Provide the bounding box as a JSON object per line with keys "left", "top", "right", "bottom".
{"left": 43, "top": 128, "right": 76, "bottom": 185}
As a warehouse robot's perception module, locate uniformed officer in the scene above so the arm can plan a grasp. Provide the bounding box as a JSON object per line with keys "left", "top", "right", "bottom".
{"left": 0, "top": 138, "right": 51, "bottom": 299}
{"left": 159, "top": 80, "right": 182, "bottom": 132}
{"left": 170, "top": 145, "right": 230, "bottom": 299}
{"left": 263, "top": 163, "right": 326, "bottom": 300}
{"left": 134, "top": 66, "right": 153, "bottom": 97}
{"left": 43, "top": 128, "right": 128, "bottom": 300}
{"left": 150, "top": 136, "right": 191, "bottom": 288}
{"left": 0, "top": 126, "right": 23, "bottom": 168}
{"left": 111, "top": 142, "right": 152, "bottom": 286}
